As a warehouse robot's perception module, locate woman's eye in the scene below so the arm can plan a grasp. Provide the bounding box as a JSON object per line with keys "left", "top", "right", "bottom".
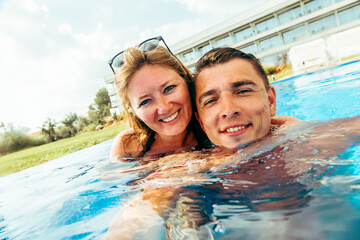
{"left": 139, "top": 99, "right": 151, "bottom": 107}
{"left": 164, "top": 85, "right": 176, "bottom": 93}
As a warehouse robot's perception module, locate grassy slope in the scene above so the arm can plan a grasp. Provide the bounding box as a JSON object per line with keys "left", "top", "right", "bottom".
{"left": 0, "top": 123, "right": 127, "bottom": 176}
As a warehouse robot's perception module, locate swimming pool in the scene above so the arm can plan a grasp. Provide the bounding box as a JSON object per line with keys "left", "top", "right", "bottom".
{"left": 1, "top": 60, "right": 360, "bottom": 239}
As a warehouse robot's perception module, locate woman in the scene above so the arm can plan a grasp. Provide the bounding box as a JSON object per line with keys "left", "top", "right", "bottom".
{"left": 109, "top": 36, "right": 209, "bottom": 159}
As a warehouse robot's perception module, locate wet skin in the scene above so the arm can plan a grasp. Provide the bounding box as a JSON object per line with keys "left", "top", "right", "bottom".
{"left": 195, "top": 58, "right": 277, "bottom": 148}
{"left": 127, "top": 64, "right": 193, "bottom": 140}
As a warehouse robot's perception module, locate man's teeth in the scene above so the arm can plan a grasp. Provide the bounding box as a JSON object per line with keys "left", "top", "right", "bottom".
{"left": 225, "top": 125, "right": 246, "bottom": 133}
{"left": 163, "top": 111, "right": 179, "bottom": 122}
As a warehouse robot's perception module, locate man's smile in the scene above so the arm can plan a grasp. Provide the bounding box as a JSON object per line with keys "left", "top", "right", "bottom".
{"left": 221, "top": 124, "right": 250, "bottom": 135}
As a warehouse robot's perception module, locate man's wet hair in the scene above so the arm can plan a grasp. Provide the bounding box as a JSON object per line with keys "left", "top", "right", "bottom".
{"left": 194, "top": 47, "right": 270, "bottom": 90}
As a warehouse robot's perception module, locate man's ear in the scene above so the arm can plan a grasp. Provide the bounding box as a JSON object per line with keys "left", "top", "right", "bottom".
{"left": 195, "top": 112, "right": 205, "bottom": 131}
{"left": 267, "top": 86, "right": 276, "bottom": 117}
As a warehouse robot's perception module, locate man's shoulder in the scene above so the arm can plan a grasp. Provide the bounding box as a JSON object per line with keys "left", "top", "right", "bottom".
{"left": 271, "top": 115, "right": 301, "bottom": 128}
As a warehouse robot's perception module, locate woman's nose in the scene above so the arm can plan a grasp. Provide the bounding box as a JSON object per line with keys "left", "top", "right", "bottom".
{"left": 157, "top": 97, "right": 172, "bottom": 115}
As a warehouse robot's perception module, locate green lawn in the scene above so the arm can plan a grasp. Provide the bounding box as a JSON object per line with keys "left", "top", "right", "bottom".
{"left": 0, "top": 123, "right": 127, "bottom": 176}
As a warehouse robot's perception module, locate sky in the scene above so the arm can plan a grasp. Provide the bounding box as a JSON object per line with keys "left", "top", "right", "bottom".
{"left": 0, "top": 0, "right": 266, "bottom": 133}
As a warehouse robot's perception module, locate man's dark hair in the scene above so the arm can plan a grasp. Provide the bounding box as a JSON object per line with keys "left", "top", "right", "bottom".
{"left": 194, "top": 47, "right": 270, "bottom": 90}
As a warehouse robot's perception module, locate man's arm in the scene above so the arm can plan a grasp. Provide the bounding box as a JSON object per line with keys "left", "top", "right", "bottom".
{"left": 271, "top": 115, "right": 300, "bottom": 126}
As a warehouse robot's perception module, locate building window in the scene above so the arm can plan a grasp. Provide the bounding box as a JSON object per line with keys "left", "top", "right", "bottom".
{"left": 106, "top": 84, "right": 116, "bottom": 95}
{"left": 256, "top": 17, "right": 277, "bottom": 33}
{"left": 182, "top": 51, "right": 195, "bottom": 62}
{"left": 338, "top": 4, "right": 360, "bottom": 25}
{"left": 215, "top": 35, "right": 232, "bottom": 47}
{"left": 234, "top": 26, "right": 254, "bottom": 42}
{"left": 278, "top": 6, "right": 303, "bottom": 24}
{"left": 240, "top": 44, "right": 258, "bottom": 54}
{"left": 283, "top": 25, "right": 307, "bottom": 44}
{"left": 110, "top": 95, "right": 121, "bottom": 107}
{"left": 259, "top": 35, "right": 282, "bottom": 51}
{"left": 304, "top": 0, "right": 332, "bottom": 14}
{"left": 198, "top": 44, "right": 212, "bottom": 57}
{"left": 309, "top": 14, "right": 336, "bottom": 34}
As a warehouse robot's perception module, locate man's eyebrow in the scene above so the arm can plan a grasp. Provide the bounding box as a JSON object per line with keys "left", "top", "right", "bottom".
{"left": 198, "top": 89, "right": 217, "bottom": 104}
{"left": 232, "top": 80, "right": 257, "bottom": 88}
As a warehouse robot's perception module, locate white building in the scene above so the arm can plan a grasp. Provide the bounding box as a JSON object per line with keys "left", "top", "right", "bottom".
{"left": 103, "top": 74, "right": 123, "bottom": 115}
{"left": 171, "top": 0, "right": 360, "bottom": 71}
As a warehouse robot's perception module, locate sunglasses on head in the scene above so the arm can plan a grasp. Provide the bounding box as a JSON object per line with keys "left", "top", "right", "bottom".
{"left": 108, "top": 36, "right": 174, "bottom": 74}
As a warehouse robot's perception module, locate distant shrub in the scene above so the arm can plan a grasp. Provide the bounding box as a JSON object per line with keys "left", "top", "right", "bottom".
{"left": 0, "top": 125, "right": 45, "bottom": 155}
{"left": 88, "top": 110, "right": 100, "bottom": 124}
{"left": 56, "top": 125, "right": 72, "bottom": 139}
{"left": 75, "top": 116, "right": 90, "bottom": 132}
{"left": 264, "top": 65, "right": 277, "bottom": 75}
{"left": 31, "top": 136, "right": 47, "bottom": 146}
{"left": 112, "top": 111, "right": 126, "bottom": 122}
{"left": 118, "top": 111, "right": 126, "bottom": 121}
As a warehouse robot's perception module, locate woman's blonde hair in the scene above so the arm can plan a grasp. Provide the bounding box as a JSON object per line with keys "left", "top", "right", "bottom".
{"left": 114, "top": 46, "right": 201, "bottom": 153}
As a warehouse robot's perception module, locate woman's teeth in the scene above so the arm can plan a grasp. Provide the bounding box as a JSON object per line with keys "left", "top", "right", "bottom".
{"left": 163, "top": 111, "right": 179, "bottom": 122}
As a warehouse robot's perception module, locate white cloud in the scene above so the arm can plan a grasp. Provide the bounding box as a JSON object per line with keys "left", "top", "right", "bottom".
{"left": 58, "top": 23, "right": 73, "bottom": 34}
{"left": 22, "top": 0, "right": 42, "bottom": 12}
{"left": 0, "top": 0, "right": 266, "bottom": 132}
{"left": 21, "top": 0, "right": 48, "bottom": 15}
{"left": 0, "top": 2, "right": 117, "bottom": 131}
{"left": 173, "top": 0, "right": 264, "bottom": 16}
{"left": 138, "top": 19, "right": 208, "bottom": 45}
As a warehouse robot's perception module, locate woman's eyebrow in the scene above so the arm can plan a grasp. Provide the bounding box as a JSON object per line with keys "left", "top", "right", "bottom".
{"left": 160, "top": 80, "right": 171, "bottom": 88}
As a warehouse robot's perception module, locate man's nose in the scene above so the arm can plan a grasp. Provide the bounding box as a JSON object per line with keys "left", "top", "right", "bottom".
{"left": 157, "top": 97, "right": 172, "bottom": 115}
{"left": 219, "top": 93, "right": 239, "bottom": 119}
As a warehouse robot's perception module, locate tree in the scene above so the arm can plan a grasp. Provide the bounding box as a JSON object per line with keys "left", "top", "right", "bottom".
{"left": 40, "top": 118, "right": 57, "bottom": 142}
{"left": 94, "top": 88, "right": 111, "bottom": 117}
{"left": 76, "top": 116, "right": 90, "bottom": 131}
{"left": 61, "top": 112, "right": 78, "bottom": 136}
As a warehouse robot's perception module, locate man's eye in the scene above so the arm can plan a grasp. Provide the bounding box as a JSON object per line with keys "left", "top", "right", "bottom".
{"left": 237, "top": 89, "right": 251, "bottom": 94}
{"left": 164, "top": 85, "right": 176, "bottom": 93}
{"left": 204, "top": 98, "right": 217, "bottom": 107}
{"left": 139, "top": 99, "right": 151, "bottom": 107}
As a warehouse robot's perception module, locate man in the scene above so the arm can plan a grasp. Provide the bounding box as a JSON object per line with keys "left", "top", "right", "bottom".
{"left": 194, "top": 47, "right": 280, "bottom": 148}
{"left": 193, "top": 47, "right": 359, "bottom": 157}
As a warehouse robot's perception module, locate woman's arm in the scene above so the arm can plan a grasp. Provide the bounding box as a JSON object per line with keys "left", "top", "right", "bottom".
{"left": 109, "top": 128, "right": 142, "bottom": 160}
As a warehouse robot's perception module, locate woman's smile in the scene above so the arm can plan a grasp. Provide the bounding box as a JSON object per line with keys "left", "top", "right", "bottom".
{"left": 161, "top": 109, "right": 180, "bottom": 123}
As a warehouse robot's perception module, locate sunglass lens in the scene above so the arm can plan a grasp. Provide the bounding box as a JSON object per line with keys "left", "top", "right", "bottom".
{"left": 140, "top": 39, "right": 160, "bottom": 52}
{"left": 113, "top": 53, "right": 125, "bottom": 68}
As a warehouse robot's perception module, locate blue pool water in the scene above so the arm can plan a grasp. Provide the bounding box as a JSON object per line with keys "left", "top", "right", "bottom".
{"left": 1, "top": 60, "right": 360, "bottom": 239}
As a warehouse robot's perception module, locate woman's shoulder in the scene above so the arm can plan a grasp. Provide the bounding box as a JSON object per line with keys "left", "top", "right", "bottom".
{"left": 109, "top": 128, "right": 142, "bottom": 159}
